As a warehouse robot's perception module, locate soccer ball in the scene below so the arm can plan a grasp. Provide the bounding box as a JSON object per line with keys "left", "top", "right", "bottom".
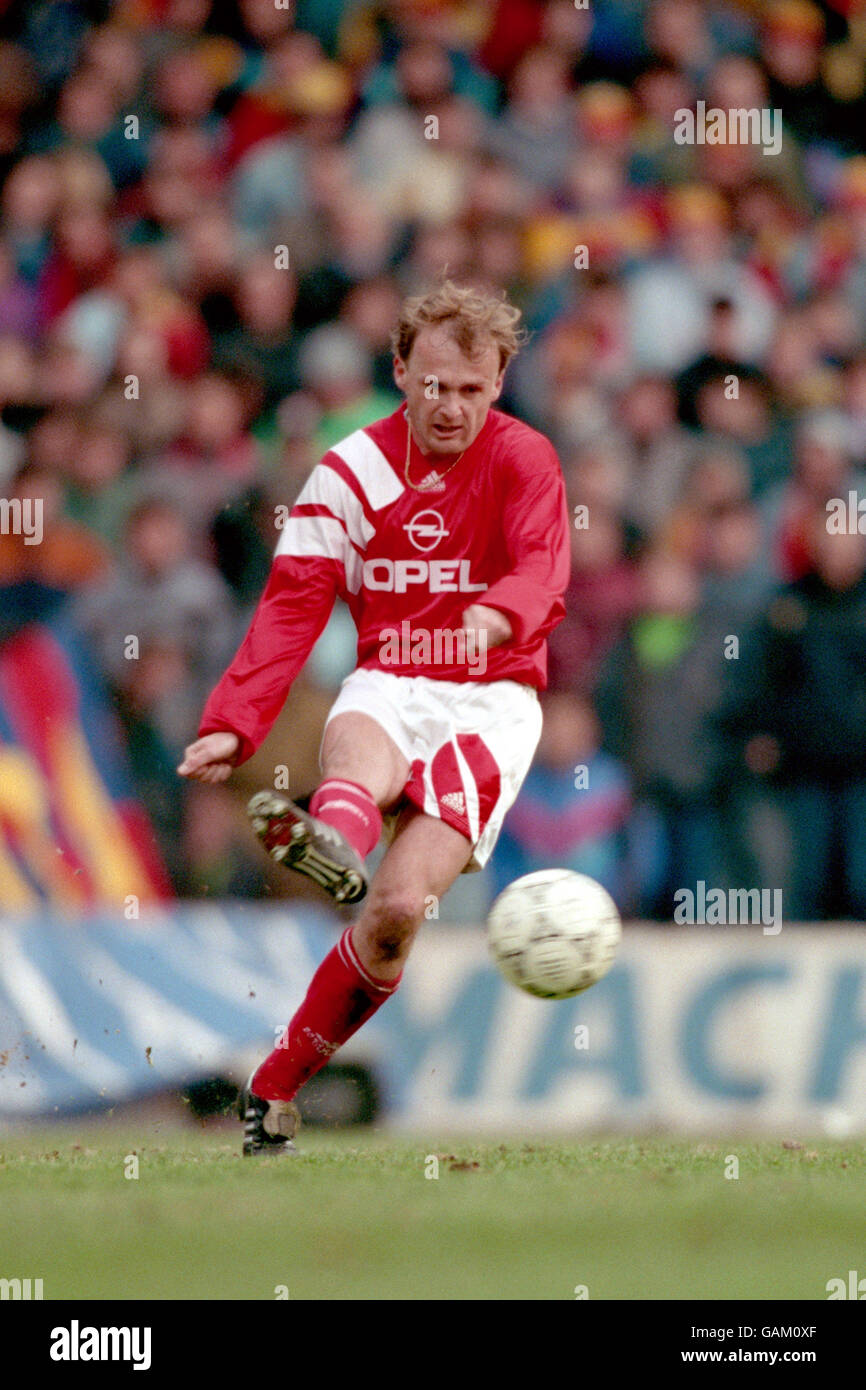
{"left": 487, "top": 869, "right": 621, "bottom": 999}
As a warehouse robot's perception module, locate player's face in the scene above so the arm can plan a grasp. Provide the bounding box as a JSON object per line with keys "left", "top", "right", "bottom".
{"left": 393, "top": 327, "right": 504, "bottom": 457}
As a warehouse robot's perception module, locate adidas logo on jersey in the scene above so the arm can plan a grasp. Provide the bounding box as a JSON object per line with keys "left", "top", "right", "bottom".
{"left": 416, "top": 471, "right": 446, "bottom": 492}
{"left": 440, "top": 790, "right": 466, "bottom": 817}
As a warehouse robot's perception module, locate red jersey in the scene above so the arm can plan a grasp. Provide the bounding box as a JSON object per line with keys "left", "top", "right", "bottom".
{"left": 199, "top": 405, "right": 570, "bottom": 763}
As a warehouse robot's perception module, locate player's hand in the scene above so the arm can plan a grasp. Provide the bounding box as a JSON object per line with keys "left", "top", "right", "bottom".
{"left": 461, "top": 603, "right": 513, "bottom": 649}
{"left": 177, "top": 731, "right": 240, "bottom": 783}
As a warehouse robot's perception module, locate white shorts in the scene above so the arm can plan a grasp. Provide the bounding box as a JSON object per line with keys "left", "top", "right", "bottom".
{"left": 322, "top": 668, "right": 543, "bottom": 871}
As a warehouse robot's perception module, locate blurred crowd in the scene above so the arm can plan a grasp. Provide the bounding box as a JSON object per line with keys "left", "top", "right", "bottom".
{"left": 1, "top": 0, "right": 865, "bottom": 918}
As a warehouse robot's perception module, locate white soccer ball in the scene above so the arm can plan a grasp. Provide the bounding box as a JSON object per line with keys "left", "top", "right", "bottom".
{"left": 487, "top": 869, "right": 622, "bottom": 1000}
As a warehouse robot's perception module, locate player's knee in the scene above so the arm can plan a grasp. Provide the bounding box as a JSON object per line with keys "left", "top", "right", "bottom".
{"left": 363, "top": 888, "right": 426, "bottom": 959}
{"left": 368, "top": 930, "right": 407, "bottom": 964}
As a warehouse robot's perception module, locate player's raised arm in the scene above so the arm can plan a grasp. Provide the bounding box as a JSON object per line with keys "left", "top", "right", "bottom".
{"left": 178, "top": 472, "right": 347, "bottom": 780}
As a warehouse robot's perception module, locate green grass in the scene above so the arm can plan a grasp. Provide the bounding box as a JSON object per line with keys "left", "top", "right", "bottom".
{"left": 1, "top": 1118, "right": 863, "bottom": 1300}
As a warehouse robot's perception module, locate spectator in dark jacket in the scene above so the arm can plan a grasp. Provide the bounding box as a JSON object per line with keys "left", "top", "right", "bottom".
{"left": 718, "top": 515, "right": 866, "bottom": 918}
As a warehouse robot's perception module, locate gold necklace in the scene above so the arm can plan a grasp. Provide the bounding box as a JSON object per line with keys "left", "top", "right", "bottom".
{"left": 404, "top": 416, "right": 465, "bottom": 491}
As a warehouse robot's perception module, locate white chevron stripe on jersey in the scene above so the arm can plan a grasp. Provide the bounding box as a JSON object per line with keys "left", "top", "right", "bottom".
{"left": 294, "top": 465, "right": 375, "bottom": 552}
{"left": 275, "top": 515, "right": 363, "bottom": 593}
{"left": 329, "top": 428, "right": 405, "bottom": 510}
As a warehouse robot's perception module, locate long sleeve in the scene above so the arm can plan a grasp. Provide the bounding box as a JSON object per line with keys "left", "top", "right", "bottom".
{"left": 197, "top": 553, "right": 340, "bottom": 763}
{"left": 480, "top": 443, "right": 571, "bottom": 647}
{"left": 196, "top": 461, "right": 362, "bottom": 761}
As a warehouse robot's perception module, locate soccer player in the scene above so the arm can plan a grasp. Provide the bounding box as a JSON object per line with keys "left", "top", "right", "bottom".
{"left": 177, "top": 282, "right": 570, "bottom": 1154}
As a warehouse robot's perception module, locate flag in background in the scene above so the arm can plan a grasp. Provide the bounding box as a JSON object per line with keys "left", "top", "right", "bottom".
{"left": 0, "top": 612, "right": 171, "bottom": 910}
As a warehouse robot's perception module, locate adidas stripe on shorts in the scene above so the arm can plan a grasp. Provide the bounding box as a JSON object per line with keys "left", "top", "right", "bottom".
{"left": 322, "top": 668, "right": 543, "bottom": 871}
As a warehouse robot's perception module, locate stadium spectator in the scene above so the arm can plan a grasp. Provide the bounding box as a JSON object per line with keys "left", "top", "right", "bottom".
{"left": 719, "top": 516, "right": 866, "bottom": 918}
{"left": 62, "top": 415, "right": 137, "bottom": 547}
{"left": 297, "top": 322, "right": 399, "bottom": 455}
{"left": 0, "top": 461, "right": 110, "bottom": 590}
{"left": 547, "top": 507, "right": 639, "bottom": 694}
{"left": 71, "top": 497, "right": 236, "bottom": 753}
{"left": 598, "top": 546, "right": 739, "bottom": 913}
{"left": 760, "top": 410, "right": 857, "bottom": 579}
{"left": 177, "top": 782, "right": 268, "bottom": 899}
{"left": 618, "top": 374, "right": 694, "bottom": 540}
{"left": 490, "top": 690, "right": 633, "bottom": 908}
{"left": 211, "top": 253, "right": 301, "bottom": 411}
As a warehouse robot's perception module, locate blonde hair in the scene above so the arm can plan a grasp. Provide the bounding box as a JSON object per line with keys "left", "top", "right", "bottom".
{"left": 391, "top": 280, "right": 527, "bottom": 372}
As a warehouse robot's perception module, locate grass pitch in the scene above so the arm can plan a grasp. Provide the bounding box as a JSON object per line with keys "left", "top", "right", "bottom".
{"left": 1, "top": 1117, "right": 863, "bottom": 1300}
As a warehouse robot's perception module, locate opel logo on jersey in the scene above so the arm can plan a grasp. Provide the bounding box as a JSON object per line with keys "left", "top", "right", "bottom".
{"left": 362, "top": 558, "right": 487, "bottom": 593}
{"left": 404, "top": 509, "right": 448, "bottom": 552}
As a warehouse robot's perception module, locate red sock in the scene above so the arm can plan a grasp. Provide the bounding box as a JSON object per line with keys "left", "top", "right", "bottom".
{"left": 310, "top": 778, "right": 382, "bottom": 859}
{"left": 252, "top": 927, "right": 400, "bottom": 1102}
